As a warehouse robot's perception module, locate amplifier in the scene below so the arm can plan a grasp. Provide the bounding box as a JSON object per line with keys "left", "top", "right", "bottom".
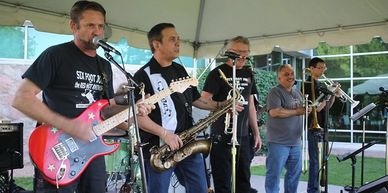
{"left": 0, "top": 123, "right": 23, "bottom": 171}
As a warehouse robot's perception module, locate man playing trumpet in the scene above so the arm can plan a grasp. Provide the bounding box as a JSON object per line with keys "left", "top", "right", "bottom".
{"left": 302, "top": 57, "right": 337, "bottom": 193}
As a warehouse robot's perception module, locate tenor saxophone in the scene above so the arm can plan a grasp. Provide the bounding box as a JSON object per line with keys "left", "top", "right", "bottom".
{"left": 150, "top": 94, "right": 239, "bottom": 172}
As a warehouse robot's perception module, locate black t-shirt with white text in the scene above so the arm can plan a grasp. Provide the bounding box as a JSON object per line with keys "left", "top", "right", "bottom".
{"left": 23, "top": 41, "right": 114, "bottom": 118}
{"left": 202, "top": 64, "right": 257, "bottom": 137}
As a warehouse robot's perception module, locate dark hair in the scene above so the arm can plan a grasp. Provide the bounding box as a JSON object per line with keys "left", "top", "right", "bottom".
{"left": 70, "top": 1, "right": 106, "bottom": 26}
{"left": 147, "top": 23, "right": 175, "bottom": 53}
{"left": 308, "top": 57, "right": 325, "bottom": 68}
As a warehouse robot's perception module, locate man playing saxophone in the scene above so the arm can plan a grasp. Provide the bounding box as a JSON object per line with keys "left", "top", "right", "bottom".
{"left": 133, "top": 23, "right": 231, "bottom": 193}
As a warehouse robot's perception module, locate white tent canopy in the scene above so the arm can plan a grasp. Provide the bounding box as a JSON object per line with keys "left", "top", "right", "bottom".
{"left": 352, "top": 75, "right": 388, "bottom": 95}
{"left": 1, "top": 0, "right": 388, "bottom": 58}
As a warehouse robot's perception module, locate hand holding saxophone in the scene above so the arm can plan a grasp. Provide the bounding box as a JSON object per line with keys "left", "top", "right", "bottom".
{"left": 160, "top": 129, "right": 183, "bottom": 151}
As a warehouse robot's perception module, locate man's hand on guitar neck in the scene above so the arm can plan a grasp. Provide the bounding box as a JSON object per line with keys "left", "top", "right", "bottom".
{"left": 136, "top": 94, "right": 156, "bottom": 116}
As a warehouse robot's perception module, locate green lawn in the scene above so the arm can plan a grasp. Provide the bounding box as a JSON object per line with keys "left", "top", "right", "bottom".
{"left": 251, "top": 155, "right": 386, "bottom": 187}
{"left": 14, "top": 177, "right": 33, "bottom": 191}
{"left": 14, "top": 156, "right": 386, "bottom": 190}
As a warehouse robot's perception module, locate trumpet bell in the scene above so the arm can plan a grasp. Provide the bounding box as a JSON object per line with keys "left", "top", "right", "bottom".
{"left": 321, "top": 74, "right": 360, "bottom": 108}
{"left": 351, "top": 101, "right": 360, "bottom": 109}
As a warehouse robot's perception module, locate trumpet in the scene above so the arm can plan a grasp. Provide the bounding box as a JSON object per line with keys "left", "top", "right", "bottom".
{"left": 321, "top": 74, "right": 359, "bottom": 108}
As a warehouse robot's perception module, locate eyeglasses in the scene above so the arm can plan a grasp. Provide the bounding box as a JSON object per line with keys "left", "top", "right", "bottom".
{"left": 315, "top": 66, "right": 327, "bottom": 71}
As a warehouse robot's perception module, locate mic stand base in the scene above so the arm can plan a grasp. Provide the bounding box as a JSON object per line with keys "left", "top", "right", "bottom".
{"left": 343, "top": 157, "right": 358, "bottom": 193}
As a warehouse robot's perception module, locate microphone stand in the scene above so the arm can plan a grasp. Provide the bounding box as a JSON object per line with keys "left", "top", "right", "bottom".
{"left": 320, "top": 96, "right": 330, "bottom": 193}
{"left": 360, "top": 114, "right": 368, "bottom": 186}
{"left": 337, "top": 140, "right": 378, "bottom": 193}
{"left": 385, "top": 106, "right": 388, "bottom": 175}
{"left": 316, "top": 87, "right": 333, "bottom": 193}
{"left": 226, "top": 55, "right": 239, "bottom": 193}
{"left": 104, "top": 51, "right": 148, "bottom": 193}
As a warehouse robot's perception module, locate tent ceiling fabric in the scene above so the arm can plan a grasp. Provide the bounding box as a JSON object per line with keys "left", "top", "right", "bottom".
{"left": 1, "top": 0, "right": 388, "bottom": 58}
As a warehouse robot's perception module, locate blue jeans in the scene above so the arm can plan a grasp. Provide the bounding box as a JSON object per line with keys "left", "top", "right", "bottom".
{"left": 144, "top": 153, "right": 207, "bottom": 193}
{"left": 265, "top": 142, "right": 302, "bottom": 193}
{"left": 307, "top": 130, "right": 322, "bottom": 193}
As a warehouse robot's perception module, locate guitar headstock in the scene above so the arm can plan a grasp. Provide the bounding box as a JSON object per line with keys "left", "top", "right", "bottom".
{"left": 170, "top": 77, "right": 198, "bottom": 93}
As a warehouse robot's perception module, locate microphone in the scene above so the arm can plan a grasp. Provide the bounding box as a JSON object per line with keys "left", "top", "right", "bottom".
{"left": 92, "top": 36, "right": 121, "bottom": 55}
{"left": 223, "top": 51, "right": 241, "bottom": 59}
{"left": 350, "top": 102, "right": 376, "bottom": 121}
{"left": 114, "top": 95, "right": 128, "bottom": 105}
{"left": 379, "top": 87, "right": 388, "bottom": 94}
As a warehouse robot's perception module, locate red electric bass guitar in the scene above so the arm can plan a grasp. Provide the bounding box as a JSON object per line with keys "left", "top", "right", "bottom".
{"left": 29, "top": 77, "right": 197, "bottom": 186}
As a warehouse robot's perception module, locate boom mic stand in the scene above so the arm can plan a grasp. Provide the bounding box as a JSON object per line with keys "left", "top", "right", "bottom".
{"left": 320, "top": 94, "right": 332, "bottom": 193}
{"left": 104, "top": 51, "right": 148, "bottom": 193}
{"left": 337, "top": 140, "right": 378, "bottom": 193}
{"left": 223, "top": 52, "right": 240, "bottom": 193}
{"left": 317, "top": 86, "right": 334, "bottom": 193}
{"left": 384, "top": 104, "right": 388, "bottom": 175}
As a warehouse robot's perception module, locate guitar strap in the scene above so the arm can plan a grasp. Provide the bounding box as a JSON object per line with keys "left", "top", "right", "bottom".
{"left": 96, "top": 56, "right": 110, "bottom": 102}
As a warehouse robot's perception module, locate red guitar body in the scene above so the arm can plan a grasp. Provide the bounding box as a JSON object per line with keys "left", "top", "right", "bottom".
{"left": 29, "top": 99, "right": 119, "bottom": 186}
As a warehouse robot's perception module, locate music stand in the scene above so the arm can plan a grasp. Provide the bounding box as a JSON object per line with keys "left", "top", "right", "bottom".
{"left": 351, "top": 103, "right": 377, "bottom": 185}
{"left": 337, "top": 140, "right": 378, "bottom": 193}
{"left": 350, "top": 103, "right": 376, "bottom": 121}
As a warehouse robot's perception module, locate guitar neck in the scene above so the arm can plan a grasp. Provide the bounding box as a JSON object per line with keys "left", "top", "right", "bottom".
{"left": 93, "top": 88, "right": 173, "bottom": 136}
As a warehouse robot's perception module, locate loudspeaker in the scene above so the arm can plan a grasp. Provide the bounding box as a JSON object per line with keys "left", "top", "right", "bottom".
{"left": 357, "top": 175, "right": 388, "bottom": 193}
{"left": 0, "top": 123, "right": 23, "bottom": 171}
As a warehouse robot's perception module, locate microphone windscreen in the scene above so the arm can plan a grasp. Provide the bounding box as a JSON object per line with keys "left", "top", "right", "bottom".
{"left": 92, "top": 36, "right": 103, "bottom": 46}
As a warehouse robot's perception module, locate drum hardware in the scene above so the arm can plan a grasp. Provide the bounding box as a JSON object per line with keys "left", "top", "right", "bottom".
{"left": 103, "top": 137, "right": 130, "bottom": 192}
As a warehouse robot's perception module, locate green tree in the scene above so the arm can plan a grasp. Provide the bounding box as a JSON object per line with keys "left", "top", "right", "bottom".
{"left": 0, "top": 26, "right": 24, "bottom": 58}
{"left": 353, "top": 37, "right": 388, "bottom": 77}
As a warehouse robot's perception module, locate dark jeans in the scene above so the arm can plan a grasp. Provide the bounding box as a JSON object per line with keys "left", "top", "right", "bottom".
{"left": 34, "top": 156, "right": 106, "bottom": 193}
{"left": 210, "top": 133, "right": 251, "bottom": 193}
{"left": 307, "top": 130, "right": 322, "bottom": 193}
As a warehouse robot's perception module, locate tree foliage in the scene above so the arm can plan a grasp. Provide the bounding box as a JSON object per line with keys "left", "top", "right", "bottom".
{"left": 0, "top": 27, "right": 24, "bottom": 58}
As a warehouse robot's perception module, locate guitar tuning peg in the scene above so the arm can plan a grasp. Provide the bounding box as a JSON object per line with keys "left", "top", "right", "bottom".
{"left": 179, "top": 78, "right": 182, "bottom": 81}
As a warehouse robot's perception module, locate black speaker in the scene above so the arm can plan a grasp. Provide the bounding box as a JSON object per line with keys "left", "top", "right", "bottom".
{"left": 0, "top": 123, "right": 23, "bottom": 171}
{"left": 357, "top": 175, "right": 388, "bottom": 193}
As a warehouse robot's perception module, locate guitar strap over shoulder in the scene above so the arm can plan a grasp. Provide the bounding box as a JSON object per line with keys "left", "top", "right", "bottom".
{"left": 96, "top": 56, "right": 110, "bottom": 101}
